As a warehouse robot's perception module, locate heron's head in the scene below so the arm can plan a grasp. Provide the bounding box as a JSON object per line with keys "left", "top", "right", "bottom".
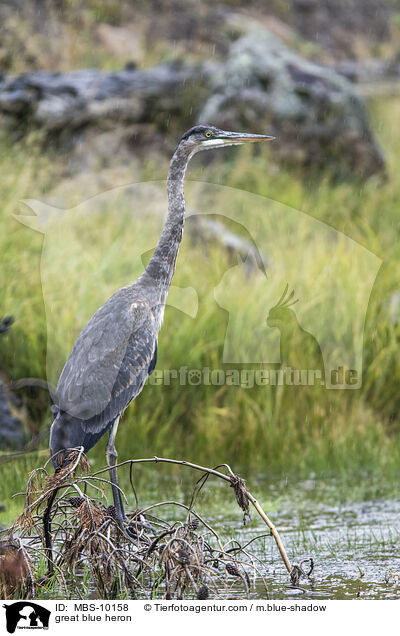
{"left": 179, "top": 125, "right": 275, "bottom": 153}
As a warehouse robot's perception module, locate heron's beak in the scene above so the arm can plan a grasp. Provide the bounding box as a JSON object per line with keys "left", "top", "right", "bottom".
{"left": 219, "top": 131, "right": 275, "bottom": 144}
{"left": 199, "top": 131, "right": 275, "bottom": 150}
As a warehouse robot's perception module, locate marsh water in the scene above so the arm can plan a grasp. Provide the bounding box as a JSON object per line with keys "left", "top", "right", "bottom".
{"left": 166, "top": 473, "right": 400, "bottom": 601}
{"left": 4, "top": 469, "right": 400, "bottom": 600}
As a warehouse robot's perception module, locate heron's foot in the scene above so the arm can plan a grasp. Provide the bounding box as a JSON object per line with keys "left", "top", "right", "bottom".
{"left": 126, "top": 514, "right": 155, "bottom": 541}
{"left": 128, "top": 513, "right": 153, "bottom": 533}
{"left": 108, "top": 507, "right": 140, "bottom": 541}
{"left": 106, "top": 504, "right": 152, "bottom": 542}
{"left": 125, "top": 524, "right": 140, "bottom": 540}
{"left": 119, "top": 520, "right": 144, "bottom": 543}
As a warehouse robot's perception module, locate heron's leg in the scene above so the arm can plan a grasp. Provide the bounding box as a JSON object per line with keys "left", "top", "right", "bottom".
{"left": 106, "top": 417, "right": 128, "bottom": 524}
{"left": 43, "top": 487, "right": 58, "bottom": 576}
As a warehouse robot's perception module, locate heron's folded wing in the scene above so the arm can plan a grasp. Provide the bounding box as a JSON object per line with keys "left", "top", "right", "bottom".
{"left": 105, "top": 317, "right": 158, "bottom": 425}
{"left": 55, "top": 292, "right": 157, "bottom": 428}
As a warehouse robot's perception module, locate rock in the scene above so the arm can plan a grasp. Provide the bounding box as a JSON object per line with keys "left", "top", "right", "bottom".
{"left": 0, "top": 379, "right": 26, "bottom": 449}
{"left": 332, "top": 58, "right": 400, "bottom": 84}
{"left": 200, "top": 16, "right": 385, "bottom": 179}
{"left": 0, "top": 316, "right": 14, "bottom": 335}
{"left": 0, "top": 316, "right": 26, "bottom": 450}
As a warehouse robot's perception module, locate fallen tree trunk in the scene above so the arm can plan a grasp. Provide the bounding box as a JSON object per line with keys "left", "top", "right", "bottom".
{"left": 0, "top": 63, "right": 206, "bottom": 131}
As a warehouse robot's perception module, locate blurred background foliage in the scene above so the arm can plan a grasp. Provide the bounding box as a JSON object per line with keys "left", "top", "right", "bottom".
{"left": 1, "top": 0, "right": 400, "bottom": 516}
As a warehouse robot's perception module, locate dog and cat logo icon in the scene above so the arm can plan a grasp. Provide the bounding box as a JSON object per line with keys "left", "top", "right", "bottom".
{"left": 2, "top": 603, "right": 51, "bottom": 633}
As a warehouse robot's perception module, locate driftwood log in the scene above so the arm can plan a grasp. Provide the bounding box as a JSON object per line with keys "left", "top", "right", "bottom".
{"left": 0, "top": 63, "right": 206, "bottom": 132}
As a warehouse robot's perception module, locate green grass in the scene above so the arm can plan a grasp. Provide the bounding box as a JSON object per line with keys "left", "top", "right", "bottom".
{"left": 1, "top": 97, "right": 400, "bottom": 518}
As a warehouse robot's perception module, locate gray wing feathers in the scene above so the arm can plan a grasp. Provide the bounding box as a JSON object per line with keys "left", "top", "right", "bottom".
{"left": 55, "top": 288, "right": 157, "bottom": 427}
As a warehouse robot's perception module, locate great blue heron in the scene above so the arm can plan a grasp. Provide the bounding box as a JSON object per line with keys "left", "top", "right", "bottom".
{"left": 47, "top": 125, "right": 274, "bottom": 549}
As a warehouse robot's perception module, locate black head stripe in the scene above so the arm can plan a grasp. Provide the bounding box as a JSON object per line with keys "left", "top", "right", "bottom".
{"left": 180, "top": 125, "right": 216, "bottom": 141}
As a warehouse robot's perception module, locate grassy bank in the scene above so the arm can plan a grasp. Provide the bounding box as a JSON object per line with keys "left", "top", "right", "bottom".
{"left": 1, "top": 96, "right": 400, "bottom": 518}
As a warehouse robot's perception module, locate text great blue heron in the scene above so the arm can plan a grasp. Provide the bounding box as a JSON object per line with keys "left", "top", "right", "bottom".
{"left": 48, "top": 125, "right": 274, "bottom": 536}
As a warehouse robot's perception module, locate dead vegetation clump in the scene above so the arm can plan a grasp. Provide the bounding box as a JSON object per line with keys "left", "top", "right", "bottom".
{"left": 0, "top": 452, "right": 310, "bottom": 600}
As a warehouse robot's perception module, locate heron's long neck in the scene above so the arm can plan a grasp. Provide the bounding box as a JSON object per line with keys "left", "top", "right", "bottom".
{"left": 145, "top": 145, "right": 191, "bottom": 291}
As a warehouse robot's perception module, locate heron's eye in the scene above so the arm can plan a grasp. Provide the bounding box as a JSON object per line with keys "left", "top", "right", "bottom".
{"left": 205, "top": 131, "right": 213, "bottom": 138}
